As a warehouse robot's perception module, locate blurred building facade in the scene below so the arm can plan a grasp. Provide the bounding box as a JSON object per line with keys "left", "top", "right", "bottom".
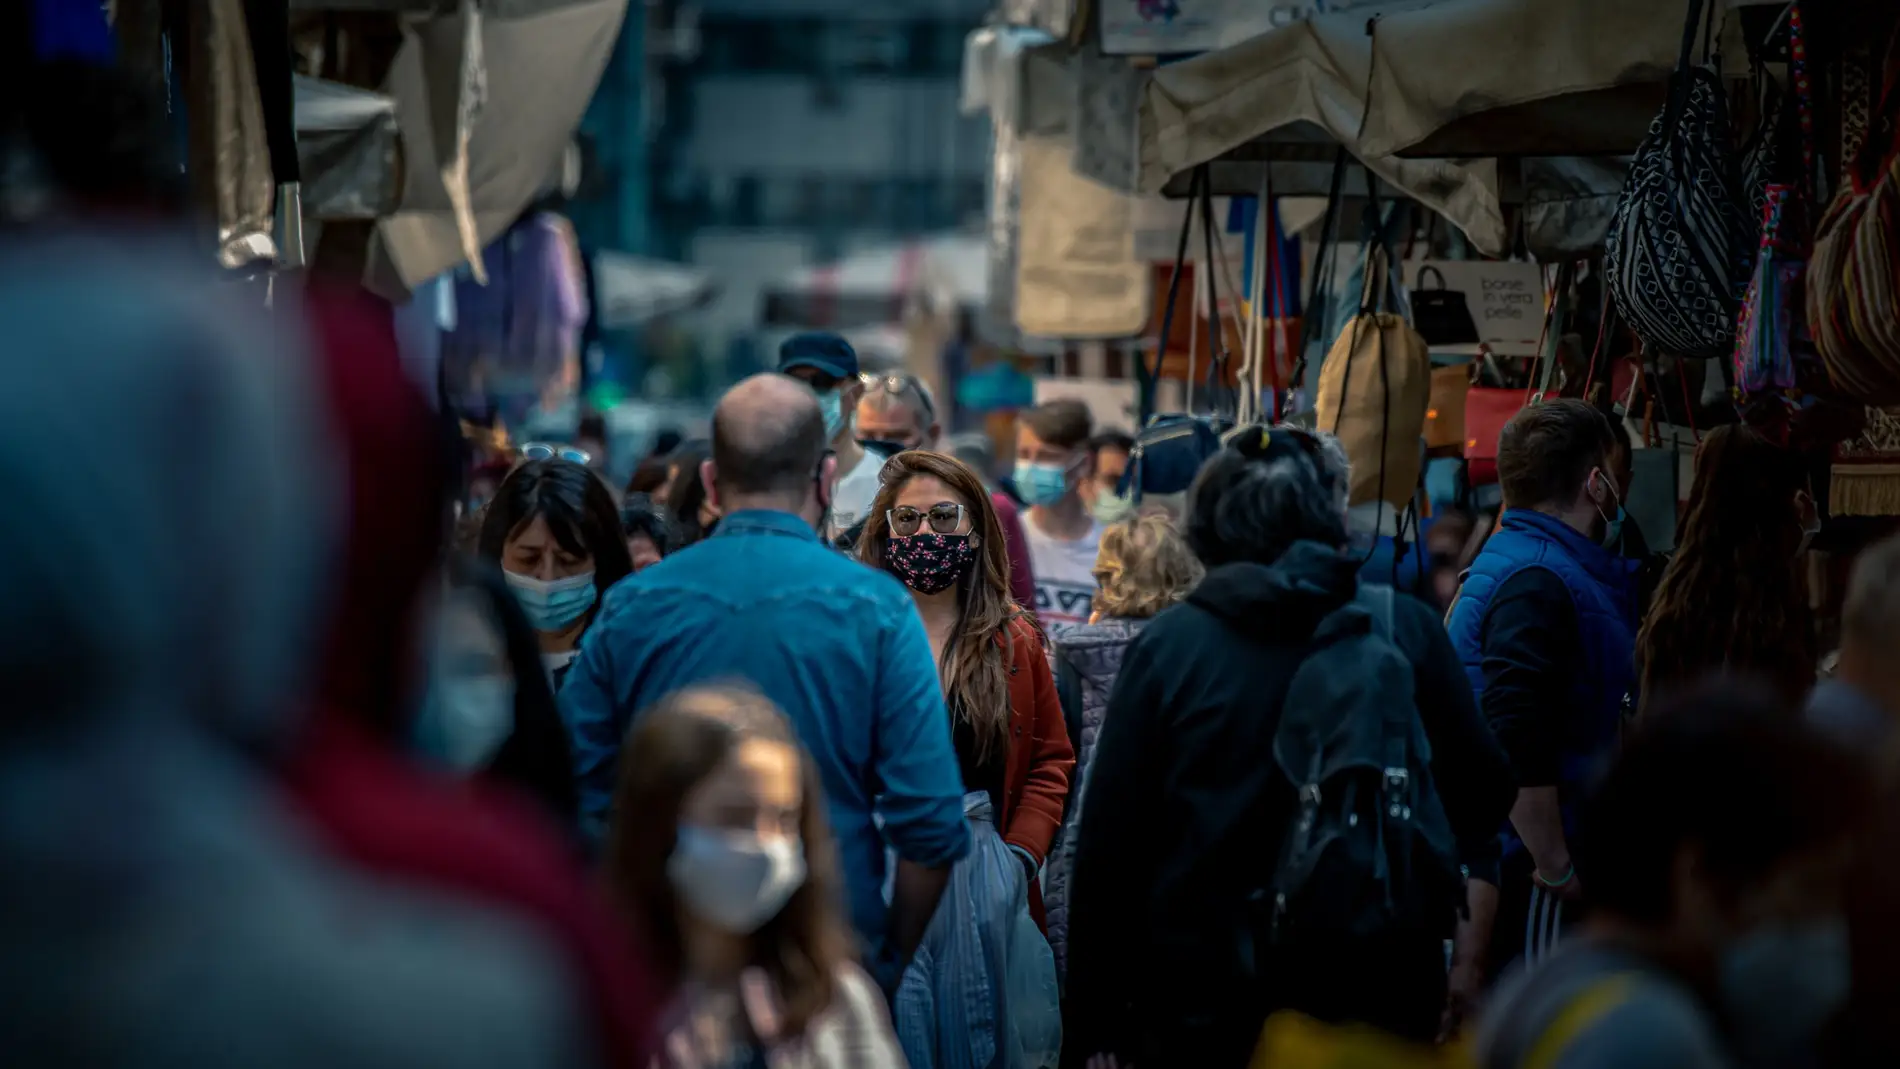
{"left": 650, "top": 0, "right": 992, "bottom": 350}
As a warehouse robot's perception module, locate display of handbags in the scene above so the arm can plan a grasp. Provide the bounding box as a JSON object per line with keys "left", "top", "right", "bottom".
{"left": 1604, "top": 0, "right": 1753, "bottom": 360}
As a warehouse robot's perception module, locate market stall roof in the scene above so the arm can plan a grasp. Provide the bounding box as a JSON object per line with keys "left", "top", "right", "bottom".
{"left": 1355, "top": 0, "right": 1686, "bottom": 159}
{"left": 1136, "top": 8, "right": 1509, "bottom": 254}
{"left": 593, "top": 252, "right": 716, "bottom": 330}
{"left": 364, "top": 0, "right": 626, "bottom": 299}
{"left": 293, "top": 75, "right": 399, "bottom": 220}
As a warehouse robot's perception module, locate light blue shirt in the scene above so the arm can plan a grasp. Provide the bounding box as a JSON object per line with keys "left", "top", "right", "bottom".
{"left": 559, "top": 509, "right": 970, "bottom": 956}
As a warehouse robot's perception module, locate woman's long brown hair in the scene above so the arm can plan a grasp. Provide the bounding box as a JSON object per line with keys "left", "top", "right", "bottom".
{"left": 1637, "top": 424, "right": 1816, "bottom": 709}
{"left": 604, "top": 686, "right": 853, "bottom": 1037}
{"left": 857, "top": 450, "right": 1022, "bottom": 760}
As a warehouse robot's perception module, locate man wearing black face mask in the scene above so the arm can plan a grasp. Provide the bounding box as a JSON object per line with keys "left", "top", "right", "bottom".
{"left": 1477, "top": 682, "right": 1868, "bottom": 1069}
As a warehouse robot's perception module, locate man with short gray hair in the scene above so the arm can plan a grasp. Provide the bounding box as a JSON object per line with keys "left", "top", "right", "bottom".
{"left": 560, "top": 373, "right": 969, "bottom": 989}
{"left": 1808, "top": 534, "right": 1900, "bottom": 747}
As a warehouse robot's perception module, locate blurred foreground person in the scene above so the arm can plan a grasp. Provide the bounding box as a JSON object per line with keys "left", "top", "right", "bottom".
{"left": 414, "top": 557, "right": 580, "bottom": 827}
{"left": 1477, "top": 682, "right": 1866, "bottom": 1069}
{"left": 1638, "top": 424, "right": 1819, "bottom": 710}
{"left": 1807, "top": 533, "right": 1900, "bottom": 747}
{"left": 1043, "top": 513, "right": 1203, "bottom": 984}
{"left": 479, "top": 458, "right": 634, "bottom": 685}
{"left": 1446, "top": 400, "right": 1640, "bottom": 974}
{"left": 562, "top": 373, "right": 969, "bottom": 990}
{"left": 608, "top": 686, "right": 904, "bottom": 1068}
{"left": 858, "top": 451, "right": 1072, "bottom": 1067}
{"left": 1066, "top": 425, "right": 1513, "bottom": 1065}
{"left": 0, "top": 237, "right": 602, "bottom": 1067}
{"left": 286, "top": 283, "right": 659, "bottom": 1066}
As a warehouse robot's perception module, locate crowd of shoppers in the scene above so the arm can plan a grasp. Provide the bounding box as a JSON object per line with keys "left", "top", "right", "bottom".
{"left": 10, "top": 232, "right": 1894, "bottom": 1069}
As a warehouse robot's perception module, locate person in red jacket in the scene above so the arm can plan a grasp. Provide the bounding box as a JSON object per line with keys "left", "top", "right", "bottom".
{"left": 855, "top": 448, "right": 1073, "bottom": 1062}
{"left": 282, "top": 284, "right": 662, "bottom": 1068}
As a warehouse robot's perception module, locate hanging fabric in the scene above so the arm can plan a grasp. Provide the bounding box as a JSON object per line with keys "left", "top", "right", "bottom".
{"left": 1604, "top": 0, "right": 1751, "bottom": 360}
{"left": 1808, "top": 25, "right": 1900, "bottom": 404}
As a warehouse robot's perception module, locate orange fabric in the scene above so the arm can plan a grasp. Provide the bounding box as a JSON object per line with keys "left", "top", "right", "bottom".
{"left": 997, "top": 614, "right": 1076, "bottom": 928}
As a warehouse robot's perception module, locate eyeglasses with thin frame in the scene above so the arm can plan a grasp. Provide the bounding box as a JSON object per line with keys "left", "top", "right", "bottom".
{"left": 520, "top": 441, "right": 592, "bottom": 466}
{"left": 861, "top": 373, "right": 936, "bottom": 420}
{"left": 887, "top": 502, "right": 967, "bottom": 538}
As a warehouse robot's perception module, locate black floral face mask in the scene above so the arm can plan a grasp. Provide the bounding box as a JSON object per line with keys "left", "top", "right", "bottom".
{"left": 884, "top": 532, "right": 976, "bottom": 594}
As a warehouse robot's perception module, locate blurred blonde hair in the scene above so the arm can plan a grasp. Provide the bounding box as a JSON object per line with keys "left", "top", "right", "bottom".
{"left": 1092, "top": 513, "right": 1203, "bottom": 620}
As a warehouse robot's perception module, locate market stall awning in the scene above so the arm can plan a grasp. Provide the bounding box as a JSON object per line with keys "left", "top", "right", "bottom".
{"left": 593, "top": 252, "right": 716, "bottom": 330}
{"left": 294, "top": 74, "right": 399, "bottom": 220}
{"left": 1355, "top": 0, "right": 1685, "bottom": 159}
{"left": 364, "top": 0, "right": 626, "bottom": 299}
{"left": 1136, "top": 10, "right": 1509, "bottom": 254}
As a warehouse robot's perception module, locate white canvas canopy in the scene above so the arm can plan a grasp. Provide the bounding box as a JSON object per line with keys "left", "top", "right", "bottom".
{"left": 1130, "top": 0, "right": 1732, "bottom": 254}
{"left": 364, "top": 0, "right": 627, "bottom": 298}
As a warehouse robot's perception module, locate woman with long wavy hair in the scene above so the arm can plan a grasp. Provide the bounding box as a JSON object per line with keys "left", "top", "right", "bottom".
{"left": 1636, "top": 424, "right": 1822, "bottom": 710}
{"left": 857, "top": 450, "right": 1073, "bottom": 1069}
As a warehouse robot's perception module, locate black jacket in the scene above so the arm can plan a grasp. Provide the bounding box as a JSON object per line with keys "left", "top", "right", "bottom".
{"left": 1063, "top": 541, "right": 1515, "bottom": 1062}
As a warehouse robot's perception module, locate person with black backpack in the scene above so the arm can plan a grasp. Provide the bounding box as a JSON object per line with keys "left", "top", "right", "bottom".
{"left": 1062, "top": 424, "right": 1515, "bottom": 1067}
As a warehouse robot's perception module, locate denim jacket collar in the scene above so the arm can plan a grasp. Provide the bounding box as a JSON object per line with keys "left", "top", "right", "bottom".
{"left": 711, "top": 509, "right": 820, "bottom": 542}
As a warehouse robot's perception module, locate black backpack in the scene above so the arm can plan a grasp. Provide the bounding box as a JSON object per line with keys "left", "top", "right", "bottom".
{"left": 1248, "top": 585, "right": 1464, "bottom": 966}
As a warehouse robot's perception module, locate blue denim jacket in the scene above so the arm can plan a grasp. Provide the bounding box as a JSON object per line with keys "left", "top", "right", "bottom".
{"left": 559, "top": 508, "right": 971, "bottom": 954}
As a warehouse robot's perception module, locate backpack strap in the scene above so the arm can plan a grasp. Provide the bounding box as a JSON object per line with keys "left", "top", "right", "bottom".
{"left": 1521, "top": 974, "right": 1637, "bottom": 1069}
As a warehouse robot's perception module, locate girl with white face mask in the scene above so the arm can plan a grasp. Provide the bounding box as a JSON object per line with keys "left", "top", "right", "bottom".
{"left": 607, "top": 686, "right": 904, "bottom": 1069}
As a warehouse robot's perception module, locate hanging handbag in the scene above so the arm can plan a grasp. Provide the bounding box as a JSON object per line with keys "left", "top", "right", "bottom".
{"left": 1410, "top": 266, "right": 1481, "bottom": 348}
{"left": 1315, "top": 242, "right": 1432, "bottom": 514}
{"left": 1808, "top": 28, "right": 1900, "bottom": 404}
{"left": 1604, "top": 0, "right": 1752, "bottom": 361}
{"left": 1463, "top": 266, "right": 1573, "bottom": 486}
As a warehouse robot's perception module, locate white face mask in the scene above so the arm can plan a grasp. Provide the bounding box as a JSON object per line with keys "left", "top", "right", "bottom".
{"left": 667, "top": 826, "right": 807, "bottom": 934}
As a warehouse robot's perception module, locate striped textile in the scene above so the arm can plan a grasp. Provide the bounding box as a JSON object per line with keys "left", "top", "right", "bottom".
{"left": 1809, "top": 56, "right": 1900, "bottom": 404}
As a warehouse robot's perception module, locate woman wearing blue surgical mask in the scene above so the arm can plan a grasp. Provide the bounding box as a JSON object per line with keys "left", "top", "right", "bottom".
{"left": 607, "top": 685, "right": 903, "bottom": 1068}
{"left": 479, "top": 458, "right": 633, "bottom": 687}
{"left": 416, "top": 557, "right": 579, "bottom": 827}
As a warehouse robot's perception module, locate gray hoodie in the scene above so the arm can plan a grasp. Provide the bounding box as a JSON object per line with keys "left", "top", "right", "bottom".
{"left": 0, "top": 234, "right": 592, "bottom": 1069}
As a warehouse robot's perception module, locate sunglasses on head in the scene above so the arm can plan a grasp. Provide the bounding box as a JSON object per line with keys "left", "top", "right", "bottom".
{"left": 861, "top": 373, "right": 935, "bottom": 420}
{"left": 887, "top": 502, "right": 967, "bottom": 537}
{"left": 520, "top": 442, "right": 593, "bottom": 466}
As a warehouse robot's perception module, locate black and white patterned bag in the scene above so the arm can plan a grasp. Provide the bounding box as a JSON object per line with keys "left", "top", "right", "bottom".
{"left": 1605, "top": 0, "right": 1753, "bottom": 360}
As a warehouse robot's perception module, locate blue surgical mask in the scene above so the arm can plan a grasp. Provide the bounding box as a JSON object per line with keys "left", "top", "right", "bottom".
{"left": 1601, "top": 505, "right": 1626, "bottom": 550}
{"left": 1015, "top": 461, "right": 1072, "bottom": 507}
{"left": 817, "top": 390, "right": 848, "bottom": 441}
{"left": 504, "top": 570, "right": 597, "bottom": 632}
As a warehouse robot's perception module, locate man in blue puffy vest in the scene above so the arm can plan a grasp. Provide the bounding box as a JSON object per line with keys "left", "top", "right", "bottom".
{"left": 1446, "top": 399, "right": 1641, "bottom": 992}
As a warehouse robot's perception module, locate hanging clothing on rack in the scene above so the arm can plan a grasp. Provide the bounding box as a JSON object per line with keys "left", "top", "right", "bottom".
{"left": 441, "top": 212, "right": 589, "bottom": 424}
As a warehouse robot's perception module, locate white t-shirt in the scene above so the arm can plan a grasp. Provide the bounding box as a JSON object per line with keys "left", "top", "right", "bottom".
{"left": 1024, "top": 517, "right": 1104, "bottom": 629}
{"left": 827, "top": 446, "right": 888, "bottom": 543}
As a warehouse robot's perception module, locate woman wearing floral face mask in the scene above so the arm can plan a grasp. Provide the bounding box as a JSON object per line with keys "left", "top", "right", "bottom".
{"left": 479, "top": 458, "right": 633, "bottom": 687}
{"left": 857, "top": 450, "right": 1074, "bottom": 1068}
{"left": 607, "top": 685, "right": 903, "bottom": 1068}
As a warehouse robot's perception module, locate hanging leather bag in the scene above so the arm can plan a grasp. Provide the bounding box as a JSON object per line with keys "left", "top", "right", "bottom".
{"left": 1808, "top": 30, "right": 1900, "bottom": 404}
{"left": 1604, "top": 0, "right": 1752, "bottom": 361}
{"left": 1410, "top": 266, "right": 1481, "bottom": 348}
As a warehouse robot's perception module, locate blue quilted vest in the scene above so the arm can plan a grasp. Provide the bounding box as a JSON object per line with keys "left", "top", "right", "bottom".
{"left": 1447, "top": 510, "right": 1640, "bottom": 849}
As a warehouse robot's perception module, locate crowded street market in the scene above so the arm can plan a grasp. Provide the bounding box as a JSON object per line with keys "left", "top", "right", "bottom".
{"left": 7, "top": 0, "right": 1900, "bottom": 1067}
